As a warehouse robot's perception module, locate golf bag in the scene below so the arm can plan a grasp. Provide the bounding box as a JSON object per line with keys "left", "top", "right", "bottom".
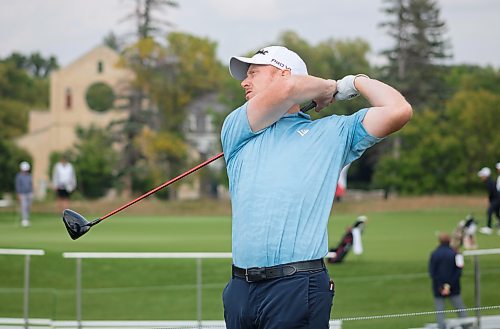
{"left": 327, "top": 216, "right": 367, "bottom": 264}
{"left": 451, "top": 214, "right": 478, "bottom": 251}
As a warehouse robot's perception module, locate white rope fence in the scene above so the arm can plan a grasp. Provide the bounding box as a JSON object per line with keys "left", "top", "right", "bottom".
{"left": 336, "top": 304, "right": 500, "bottom": 321}
{"left": 2, "top": 249, "right": 499, "bottom": 328}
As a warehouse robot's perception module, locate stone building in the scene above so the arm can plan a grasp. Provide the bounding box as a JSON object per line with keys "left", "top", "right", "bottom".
{"left": 15, "top": 45, "right": 225, "bottom": 200}
{"left": 16, "top": 45, "right": 132, "bottom": 199}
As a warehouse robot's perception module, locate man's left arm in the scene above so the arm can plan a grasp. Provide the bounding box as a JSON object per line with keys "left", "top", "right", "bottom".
{"left": 354, "top": 76, "right": 413, "bottom": 138}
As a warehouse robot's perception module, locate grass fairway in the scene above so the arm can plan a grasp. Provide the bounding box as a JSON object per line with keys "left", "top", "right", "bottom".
{"left": 1, "top": 197, "right": 499, "bottom": 328}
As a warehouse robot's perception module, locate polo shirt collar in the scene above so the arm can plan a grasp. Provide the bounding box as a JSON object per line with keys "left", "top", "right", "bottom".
{"left": 283, "top": 111, "right": 310, "bottom": 120}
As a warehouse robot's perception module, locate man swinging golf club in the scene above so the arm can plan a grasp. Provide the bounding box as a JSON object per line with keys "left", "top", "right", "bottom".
{"left": 221, "top": 46, "right": 412, "bottom": 328}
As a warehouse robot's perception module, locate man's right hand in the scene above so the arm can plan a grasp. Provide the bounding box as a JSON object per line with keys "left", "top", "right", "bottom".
{"left": 440, "top": 283, "right": 451, "bottom": 296}
{"left": 313, "top": 79, "right": 337, "bottom": 112}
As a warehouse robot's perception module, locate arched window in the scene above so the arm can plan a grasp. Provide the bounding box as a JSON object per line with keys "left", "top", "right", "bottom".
{"left": 97, "top": 61, "right": 104, "bottom": 73}
{"left": 65, "top": 88, "right": 72, "bottom": 110}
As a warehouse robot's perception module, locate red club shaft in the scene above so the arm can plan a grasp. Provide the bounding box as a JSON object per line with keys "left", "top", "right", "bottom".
{"left": 99, "top": 152, "right": 224, "bottom": 221}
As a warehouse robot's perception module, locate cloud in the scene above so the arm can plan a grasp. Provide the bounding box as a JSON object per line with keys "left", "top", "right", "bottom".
{"left": 1, "top": 0, "right": 499, "bottom": 67}
{"left": 207, "top": 0, "right": 280, "bottom": 20}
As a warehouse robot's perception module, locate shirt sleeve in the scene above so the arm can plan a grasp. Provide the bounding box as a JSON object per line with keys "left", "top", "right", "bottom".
{"left": 15, "top": 174, "right": 21, "bottom": 193}
{"left": 221, "top": 103, "right": 264, "bottom": 163}
{"left": 327, "top": 108, "right": 383, "bottom": 167}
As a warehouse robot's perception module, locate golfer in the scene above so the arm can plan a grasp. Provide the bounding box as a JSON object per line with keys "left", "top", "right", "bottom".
{"left": 477, "top": 167, "right": 500, "bottom": 235}
{"left": 221, "top": 46, "right": 412, "bottom": 328}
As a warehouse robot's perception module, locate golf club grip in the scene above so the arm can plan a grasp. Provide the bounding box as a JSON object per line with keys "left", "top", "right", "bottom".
{"left": 300, "top": 101, "right": 317, "bottom": 112}
{"left": 99, "top": 152, "right": 225, "bottom": 221}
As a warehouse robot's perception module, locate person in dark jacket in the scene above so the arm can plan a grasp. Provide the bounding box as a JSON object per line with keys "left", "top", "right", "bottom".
{"left": 477, "top": 167, "right": 500, "bottom": 235}
{"left": 429, "top": 232, "right": 467, "bottom": 329}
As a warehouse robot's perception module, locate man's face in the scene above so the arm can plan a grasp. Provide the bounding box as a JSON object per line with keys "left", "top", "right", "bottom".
{"left": 240, "top": 64, "right": 281, "bottom": 100}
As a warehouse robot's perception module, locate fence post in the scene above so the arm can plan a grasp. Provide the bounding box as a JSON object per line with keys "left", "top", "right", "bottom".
{"left": 473, "top": 255, "right": 480, "bottom": 329}
{"left": 76, "top": 257, "right": 82, "bottom": 329}
{"left": 23, "top": 255, "right": 30, "bottom": 329}
{"left": 463, "top": 249, "right": 500, "bottom": 329}
{"left": 0, "top": 249, "right": 45, "bottom": 329}
{"left": 196, "top": 257, "right": 202, "bottom": 329}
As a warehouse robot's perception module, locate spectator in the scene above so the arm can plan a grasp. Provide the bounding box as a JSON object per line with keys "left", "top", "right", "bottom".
{"left": 335, "top": 164, "right": 350, "bottom": 202}
{"left": 429, "top": 232, "right": 468, "bottom": 329}
{"left": 477, "top": 167, "right": 500, "bottom": 235}
{"left": 15, "top": 161, "right": 33, "bottom": 227}
{"left": 52, "top": 155, "right": 77, "bottom": 213}
{"left": 496, "top": 162, "right": 500, "bottom": 192}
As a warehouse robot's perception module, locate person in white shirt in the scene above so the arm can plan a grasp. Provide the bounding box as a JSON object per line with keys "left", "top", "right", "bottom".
{"left": 52, "top": 155, "right": 77, "bottom": 213}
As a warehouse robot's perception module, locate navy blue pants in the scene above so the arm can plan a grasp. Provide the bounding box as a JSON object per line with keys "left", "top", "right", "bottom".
{"left": 223, "top": 269, "right": 334, "bottom": 329}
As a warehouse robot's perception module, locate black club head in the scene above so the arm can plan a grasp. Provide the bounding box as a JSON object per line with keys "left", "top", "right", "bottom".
{"left": 62, "top": 209, "right": 93, "bottom": 240}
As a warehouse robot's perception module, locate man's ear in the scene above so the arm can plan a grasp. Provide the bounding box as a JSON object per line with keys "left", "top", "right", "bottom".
{"left": 281, "top": 69, "right": 292, "bottom": 77}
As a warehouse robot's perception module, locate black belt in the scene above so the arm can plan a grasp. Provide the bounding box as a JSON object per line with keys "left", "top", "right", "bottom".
{"left": 232, "top": 259, "right": 325, "bottom": 283}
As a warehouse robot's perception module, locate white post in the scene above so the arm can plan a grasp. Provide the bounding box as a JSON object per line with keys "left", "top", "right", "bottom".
{"left": 197, "top": 257, "right": 202, "bottom": 329}
{"left": 0, "top": 249, "right": 45, "bottom": 329}
{"left": 76, "top": 257, "right": 82, "bottom": 329}
{"left": 23, "top": 255, "right": 30, "bottom": 329}
{"left": 63, "top": 252, "right": 234, "bottom": 327}
{"left": 473, "top": 255, "right": 480, "bottom": 329}
{"left": 463, "top": 249, "right": 500, "bottom": 329}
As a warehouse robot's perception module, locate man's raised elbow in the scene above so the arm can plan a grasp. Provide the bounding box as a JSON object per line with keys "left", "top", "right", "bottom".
{"left": 391, "top": 100, "right": 412, "bottom": 129}
{"left": 399, "top": 101, "right": 413, "bottom": 125}
{"left": 388, "top": 101, "right": 413, "bottom": 135}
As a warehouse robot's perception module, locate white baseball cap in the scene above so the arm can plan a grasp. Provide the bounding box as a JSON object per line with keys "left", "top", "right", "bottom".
{"left": 229, "top": 46, "right": 308, "bottom": 81}
{"left": 496, "top": 162, "right": 500, "bottom": 170}
{"left": 19, "top": 161, "right": 30, "bottom": 171}
{"left": 357, "top": 215, "right": 368, "bottom": 222}
{"left": 477, "top": 167, "right": 491, "bottom": 177}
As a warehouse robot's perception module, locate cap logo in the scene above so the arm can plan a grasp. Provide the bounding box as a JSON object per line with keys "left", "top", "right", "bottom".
{"left": 255, "top": 49, "right": 269, "bottom": 55}
{"left": 271, "top": 58, "right": 291, "bottom": 70}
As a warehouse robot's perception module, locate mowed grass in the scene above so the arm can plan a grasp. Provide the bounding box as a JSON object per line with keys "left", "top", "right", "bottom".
{"left": 0, "top": 198, "right": 499, "bottom": 329}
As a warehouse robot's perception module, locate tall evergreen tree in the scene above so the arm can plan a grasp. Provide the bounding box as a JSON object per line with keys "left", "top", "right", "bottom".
{"left": 111, "top": 0, "right": 179, "bottom": 197}
{"left": 379, "top": 0, "right": 451, "bottom": 109}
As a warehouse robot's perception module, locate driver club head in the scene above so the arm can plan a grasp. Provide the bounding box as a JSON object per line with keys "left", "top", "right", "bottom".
{"left": 62, "top": 209, "right": 97, "bottom": 240}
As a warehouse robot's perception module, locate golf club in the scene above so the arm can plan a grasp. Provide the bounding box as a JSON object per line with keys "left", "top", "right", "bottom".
{"left": 62, "top": 101, "right": 317, "bottom": 240}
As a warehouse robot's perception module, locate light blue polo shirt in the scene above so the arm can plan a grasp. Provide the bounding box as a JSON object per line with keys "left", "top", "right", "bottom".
{"left": 221, "top": 103, "right": 381, "bottom": 268}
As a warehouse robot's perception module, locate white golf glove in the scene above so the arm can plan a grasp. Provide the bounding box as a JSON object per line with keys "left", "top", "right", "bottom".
{"left": 335, "top": 74, "right": 369, "bottom": 101}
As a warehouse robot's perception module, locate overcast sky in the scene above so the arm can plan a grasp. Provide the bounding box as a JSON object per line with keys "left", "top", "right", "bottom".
{"left": 1, "top": 0, "right": 499, "bottom": 69}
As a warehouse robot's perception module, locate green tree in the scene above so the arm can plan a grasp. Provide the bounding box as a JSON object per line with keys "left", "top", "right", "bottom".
{"left": 444, "top": 89, "right": 500, "bottom": 190}
{"left": 111, "top": 0, "right": 178, "bottom": 196}
{"left": 0, "top": 56, "right": 52, "bottom": 107}
{"left": 103, "top": 31, "right": 122, "bottom": 52}
{"left": 122, "top": 0, "right": 178, "bottom": 39}
{"left": 0, "top": 140, "right": 32, "bottom": 194}
{"left": 379, "top": 0, "right": 451, "bottom": 110}
{"left": 0, "top": 58, "right": 51, "bottom": 195}
{"left": 124, "top": 33, "right": 225, "bottom": 197}
{"left": 2, "top": 52, "right": 59, "bottom": 79}
{"left": 0, "top": 99, "right": 30, "bottom": 139}
{"left": 373, "top": 85, "right": 500, "bottom": 195}
{"left": 73, "top": 126, "right": 119, "bottom": 199}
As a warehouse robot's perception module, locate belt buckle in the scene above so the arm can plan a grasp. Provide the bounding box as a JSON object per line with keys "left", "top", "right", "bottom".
{"left": 245, "top": 267, "right": 266, "bottom": 282}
